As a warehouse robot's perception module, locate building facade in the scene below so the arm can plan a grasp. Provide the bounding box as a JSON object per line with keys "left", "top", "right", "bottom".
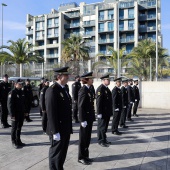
{"left": 26, "top": 0, "right": 161, "bottom": 76}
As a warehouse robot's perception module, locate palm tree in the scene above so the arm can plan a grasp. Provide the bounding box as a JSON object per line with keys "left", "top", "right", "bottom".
{"left": 0, "top": 38, "right": 43, "bottom": 77}
{"left": 93, "top": 46, "right": 128, "bottom": 78}
{"left": 61, "top": 35, "right": 90, "bottom": 75}
{"left": 128, "top": 39, "right": 169, "bottom": 80}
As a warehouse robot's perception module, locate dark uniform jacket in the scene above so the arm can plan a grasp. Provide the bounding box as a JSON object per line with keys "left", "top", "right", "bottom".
{"left": 38, "top": 83, "right": 44, "bottom": 98}
{"left": 133, "top": 85, "right": 140, "bottom": 101}
{"left": 7, "top": 88, "right": 25, "bottom": 120}
{"left": 78, "top": 85, "right": 95, "bottom": 123}
{"left": 45, "top": 82, "right": 72, "bottom": 136}
{"left": 96, "top": 84, "right": 112, "bottom": 118}
{"left": 121, "top": 86, "right": 128, "bottom": 107}
{"left": 127, "top": 85, "right": 134, "bottom": 103}
{"left": 23, "top": 84, "right": 33, "bottom": 112}
{"left": 72, "top": 81, "right": 81, "bottom": 101}
{"left": 89, "top": 85, "right": 95, "bottom": 100}
{"left": 40, "top": 86, "right": 49, "bottom": 111}
{"left": 0, "top": 81, "right": 11, "bottom": 102}
{"left": 112, "top": 86, "right": 122, "bottom": 110}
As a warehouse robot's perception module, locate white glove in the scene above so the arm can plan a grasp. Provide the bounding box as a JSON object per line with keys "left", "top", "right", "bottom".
{"left": 97, "top": 114, "right": 102, "bottom": 119}
{"left": 130, "top": 102, "right": 133, "bottom": 104}
{"left": 115, "top": 108, "right": 119, "bottom": 111}
{"left": 123, "top": 106, "right": 126, "bottom": 108}
{"left": 53, "top": 133, "right": 61, "bottom": 141}
{"left": 81, "top": 121, "right": 87, "bottom": 128}
{"left": 135, "top": 99, "right": 137, "bottom": 102}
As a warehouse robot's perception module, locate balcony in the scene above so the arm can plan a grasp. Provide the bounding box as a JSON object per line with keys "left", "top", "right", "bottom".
{"left": 99, "top": 39, "right": 114, "bottom": 44}
{"left": 46, "top": 43, "right": 59, "bottom": 48}
{"left": 139, "top": 25, "right": 147, "bottom": 32}
{"left": 119, "top": 27, "right": 124, "bottom": 31}
{"left": 47, "top": 24, "right": 59, "bottom": 28}
{"left": 26, "top": 21, "right": 33, "bottom": 27}
{"left": 98, "top": 28, "right": 105, "bottom": 32}
{"left": 82, "top": 21, "right": 95, "bottom": 27}
{"left": 99, "top": 51, "right": 112, "bottom": 55}
{"left": 147, "top": 1, "right": 156, "bottom": 8}
{"left": 64, "top": 33, "right": 80, "bottom": 39}
{"left": 108, "top": 27, "right": 114, "bottom": 31}
{"left": 98, "top": 3, "right": 115, "bottom": 10}
{"left": 36, "top": 36, "right": 44, "bottom": 40}
{"left": 148, "top": 15, "right": 156, "bottom": 20}
{"left": 64, "top": 23, "right": 80, "bottom": 29}
{"left": 35, "top": 17, "right": 45, "bottom": 22}
{"left": 123, "top": 50, "right": 132, "bottom": 55}
{"left": 47, "top": 13, "right": 59, "bottom": 18}
{"left": 120, "top": 37, "right": 134, "bottom": 43}
{"left": 26, "top": 30, "right": 33, "bottom": 35}
{"left": 139, "top": 36, "right": 146, "bottom": 40}
{"left": 107, "top": 15, "right": 114, "bottom": 20}
{"left": 147, "top": 26, "right": 156, "bottom": 31}
{"left": 128, "top": 15, "right": 134, "bottom": 19}
{"left": 34, "top": 46, "right": 44, "bottom": 50}
{"left": 64, "top": 13, "right": 80, "bottom": 19}
{"left": 84, "top": 41, "right": 95, "bottom": 46}
{"left": 36, "top": 27, "right": 44, "bottom": 31}
{"left": 99, "top": 16, "right": 105, "bottom": 21}
{"left": 119, "top": 2, "right": 134, "bottom": 8}
{"left": 139, "top": 14, "right": 147, "bottom": 21}
{"left": 83, "top": 31, "right": 95, "bottom": 37}
{"left": 47, "top": 34, "right": 59, "bottom": 38}
{"left": 83, "top": 11, "right": 95, "bottom": 16}
{"left": 46, "top": 54, "right": 59, "bottom": 58}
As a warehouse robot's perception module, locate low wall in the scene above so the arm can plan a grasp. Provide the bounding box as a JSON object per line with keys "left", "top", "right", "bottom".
{"left": 67, "top": 81, "right": 170, "bottom": 110}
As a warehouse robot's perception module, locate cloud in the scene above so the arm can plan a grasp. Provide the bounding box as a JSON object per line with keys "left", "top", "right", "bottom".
{"left": 162, "top": 24, "right": 170, "bottom": 30}
{"left": 0, "top": 20, "right": 25, "bottom": 30}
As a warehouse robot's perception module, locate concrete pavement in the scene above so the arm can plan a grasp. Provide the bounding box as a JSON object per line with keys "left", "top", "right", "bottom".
{"left": 0, "top": 108, "right": 170, "bottom": 170}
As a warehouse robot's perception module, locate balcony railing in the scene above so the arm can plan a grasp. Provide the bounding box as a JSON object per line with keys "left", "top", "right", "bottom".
{"left": 35, "top": 17, "right": 45, "bottom": 22}
{"left": 108, "top": 15, "right": 114, "bottom": 20}
{"left": 99, "top": 16, "right": 104, "bottom": 21}
{"left": 123, "top": 50, "right": 132, "bottom": 55}
{"left": 119, "top": 2, "right": 134, "bottom": 8}
{"left": 64, "top": 23, "right": 80, "bottom": 29}
{"left": 98, "top": 3, "right": 115, "bottom": 10}
{"left": 26, "top": 21, "right": 33, "bottom": 26}
{"left": 99, "top": 39, "right": 114, "bottom": 43}
{"left": 36, "top": 36, "right": 44, "bottom": 40}
{"left": 47, "top": 34, "right": 59, "bottom": 38}
{"left": 26, "top": 30, "right": 33, "bottom": 35}
{"left": 82, "top": 21, "right": 95, "bottom": 27}
{"left": 84, "top": 42, "right": 95, "bottom": 46}
{"left": 120, "top": 37, "right": 134, "bottom": 43}
{"left": 83, "top": 31, "right": 95, "bottom": 36}
{"left": 36, "top": 27, "right": 44, "bottom": 31}
{"left": 148, "top": 14, "right": 156, "bottom": 19}
{"left": 65, "top": 13, "right": 80, "bottom": 19}
{"left": 99, "top": 28, "right": 105, "bottom": 32}
{"left": 47, "top": 13, "right": 59, "bottom": 18}
{"left": 99, "top": 51, "right": 112, "bottom": 55}
{"left": 108, "top": 27, "right": 114, "bottom": 31}
{"left": 64, "top": 33, "right": 80, "bottom": 39}
{"left": 147, "top": 26, "right": 156, "bottom": 31}
{"left": 46, "top": 54, "right": 59, "bottom": 58}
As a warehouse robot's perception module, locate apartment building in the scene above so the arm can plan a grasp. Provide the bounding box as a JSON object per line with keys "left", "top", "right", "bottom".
{"left": 26, "top": 0, "right": 161, "bottom": 76}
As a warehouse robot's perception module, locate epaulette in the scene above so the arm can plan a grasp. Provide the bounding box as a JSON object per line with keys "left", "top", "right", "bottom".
{"left": 51, "top": 83, "right": 56, "bottom": 88}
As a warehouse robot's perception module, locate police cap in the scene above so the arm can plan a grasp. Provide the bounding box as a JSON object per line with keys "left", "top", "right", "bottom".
{"left": 80, "top": 72, "right": 94, "bottom": 79}
{"left": 15, "top": 79, "right": 23, "bottom": 84}
{"left": 114, "top": 77, "right": 122, "bottom": 82}
{"left": 53, "top": 67, "right": 69, "bottom": 75}
{"left": 3, "top": 74, "right": 8, "bottom": 78}
{"left": 100, "top": 73, "right": 110, "bottom": 80}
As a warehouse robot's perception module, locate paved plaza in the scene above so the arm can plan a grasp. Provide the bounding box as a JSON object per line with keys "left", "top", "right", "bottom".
{"left": 0, "top": 108, "right": 170, "bottom": 170}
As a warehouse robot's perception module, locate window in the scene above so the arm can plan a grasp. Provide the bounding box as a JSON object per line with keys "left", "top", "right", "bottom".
{"left": 108, "top": 22, "right": 114, "bottom": 31}
{"left": 47, "top": 29, "right": 52, "bottom": 36}
{"left": 36, "top": 32, "right": 40, "bottom": 38}
{"left": 119, "top": 9, "right": 124, "bottom": 19}
{"left": 54, "top": 18, "right": 59, "bottom": 23}
{"left": 128, "top": 20, "right": 134, "bottom": 29}
{"left": 36, "top": 22, "right": 40, "bottom": 30}
{"left": 47, "top": 19, "right": 52, "bottom": 27}
{"left": 99, "top": 23, "right": 104, "bottom": 32}
{"left": 119, "top": 21, "right": 124, "bottom": 30}
{"left": 128, "top": 9, "right": 134, "bottom": 18}
{"left": 108, "top": 9, "right": 114, "bottom": 19}
{"left": 99, "top": 11, "right": 104, "bottom": 20}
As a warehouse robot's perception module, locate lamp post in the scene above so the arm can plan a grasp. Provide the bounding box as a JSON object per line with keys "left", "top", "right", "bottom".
{"left": 155, "top": 0, "right": 158, "bottom": 81}
{"left": 1, "top": 3, "right": 7, "bottom": 77}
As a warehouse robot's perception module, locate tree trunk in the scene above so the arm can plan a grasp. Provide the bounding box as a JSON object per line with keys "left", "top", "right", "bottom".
{"left": 20, "top": 63, "right": 23, "bottom": 77}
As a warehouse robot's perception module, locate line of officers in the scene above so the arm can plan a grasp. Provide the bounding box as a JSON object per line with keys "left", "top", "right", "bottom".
{"left": 42, "top": 67, "right": 140, "bottom": 170}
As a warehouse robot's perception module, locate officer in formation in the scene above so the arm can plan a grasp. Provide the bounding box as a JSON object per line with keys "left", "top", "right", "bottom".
{"left": 0, "top": 74, "right": 11, "bottom": 128}
{"left": 45, "top": 67, "right": 72, "bottom": 170}
{"left": 78, "top": 72, "right": 95, "bottom": 165}
{"left": 72, "top": 75, "right": 81, "bottom": 123}
{"left": 127, "top": 79, "right": 134, "bottom": 121}
{"left": 23, "top": 79, "right": 33, "bottom": 122}
{"left": 111, "top": 78, "right": 122, "bottom": 135}
{"left": 40, "top": 79, "right": 50, "bottom": 135}
{"left": 119, "top": 79, "right": 128, "bottom": 128}
{"left": 7, "top": 79, "right": 25, "bottom": 149}
{"left": 38, "top": 77, "right": 45, "bottom": 117}
{"left": 96, "top": 74, "right": 112, "bottom": 147}
{"left": 133, "top": 79, "right": 140, "bottom": 117}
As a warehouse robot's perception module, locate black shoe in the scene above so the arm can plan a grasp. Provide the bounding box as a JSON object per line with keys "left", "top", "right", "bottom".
{"left": 12, "top": 142, "right": 19, "bottom": 149}
{"left": 18, "top": 141, "right": 26, "bottom": 147}
{"left": 1, "top": 124, "right": 8, "bottom": 128}
{"left": 85, "top": 157, "right": 93, "bottom": 162}
{"left": 98, "top": 142, "right": 109, "bottom": 147}
{"left": 26, "top": 118, "right": 33, "bottom": 122}
{"left": 120, "top": 125, "right": 128, "bottom": 128}
{"left": 105, "top": 140, "right": 111, "bottom": 144}
{"left": 112, "top": 131, "right": 122, "bottom": 135}
{"left": 133, "top": 114, "right": 139, "bottom": 117}
{"left": 127, "top": 118, "right": 134, "bottom": 121}
{"left": 78, "top": 159, "right": 91, "bottom": 165}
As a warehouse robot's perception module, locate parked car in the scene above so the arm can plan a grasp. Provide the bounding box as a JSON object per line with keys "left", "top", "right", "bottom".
{"left": 0, "top": 77, "right": 41, "bottom": 107}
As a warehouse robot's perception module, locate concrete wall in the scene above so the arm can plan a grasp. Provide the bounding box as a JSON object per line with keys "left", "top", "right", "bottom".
{"left": 67, "top": 81, "right": 170, "bottom": 110}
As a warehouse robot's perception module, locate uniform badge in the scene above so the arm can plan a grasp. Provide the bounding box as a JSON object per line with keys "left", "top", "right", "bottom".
{"left": 105, "top": 91, "right": 107, "bottom": 94}
{"left": 60, "top": 92, "right": 64, "bottom": 97}
{"left": 88, "top": 93, "right": 91, "bottom": 97}
{"left": 17, "top": 95, "right": 19, "bottom": 98}
{"left": 98, "top": 92, "right": 101, "bottom": 95}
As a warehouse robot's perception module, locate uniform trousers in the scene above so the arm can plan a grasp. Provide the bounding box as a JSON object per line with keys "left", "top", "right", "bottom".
{"left": 133, "top": 101, "right": 139, "bottom": 115}
{"left": 0, "top": 101, "right": 8, "bottom": 125}
{"left": 127, "top": 103, "right": 133, "bottom": 119}
{"left": 111, "top": 110, "right": 121, "bottom": 132}
{"left": 11, "top": 117, "right": 24, "bottom": 143}
{"left": 49, "top": 133, "right": 70, "bottom": 170}
{"left": 97, "top": 117, "right": 110, "bottom": 143}
{"left": 78, "top": 122, "right": 93, "bottom": 160}
{"left": 119, "top": 107, "right": 127, "bottom": 126}
{"left": 72, "top": 102, "right": 78, "bottom": 121}
{"left": 42, "top": 111, "right": 47, "bottom": 132}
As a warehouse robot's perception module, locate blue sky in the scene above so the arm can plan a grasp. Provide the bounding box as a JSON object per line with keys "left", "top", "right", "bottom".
{"left": 0, "top": 0, "right": 169, "bottom": 53}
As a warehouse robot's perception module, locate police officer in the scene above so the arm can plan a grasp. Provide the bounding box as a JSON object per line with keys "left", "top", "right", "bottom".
{"left": 0, "top": 74, "right": 11, "bottom": 128}
{"left": 96, "top": 73, "right": 112, "bottom": 147}
{"left": 23, "top": 79, "right": 33, "bottom": 122}
{"left": 127, "top": 79, "right": 134, "bottom": 121}
{"left": 72, "top": 75, "right": 81, "bottom": 123}
{"left": 38, "top": 77, "right": 45, "bottom": 117}
{"left": 119, "top": 79, "right": 128, "bottom": 128}
{"left": 111, "top": 78, "right": 122, "bottom": 135}
{"left": 45, "top": 67, "right": 72, "bottom": 170}
{"left": 40, "top": 79, "right": 50, "bottom": 134}
{"left": 7, "top": 79, "right": 25, "bottom": 149}
{"left": 133, "top": 79, "right": 140, "bottom": 117}
{"left": 78, "top": 72, "right": 95, "bottom": 165}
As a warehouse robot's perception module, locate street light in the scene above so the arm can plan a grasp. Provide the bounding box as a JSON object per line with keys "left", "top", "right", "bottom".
{"left": 1, "top": 3, "right": 7, "bottom": 77}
